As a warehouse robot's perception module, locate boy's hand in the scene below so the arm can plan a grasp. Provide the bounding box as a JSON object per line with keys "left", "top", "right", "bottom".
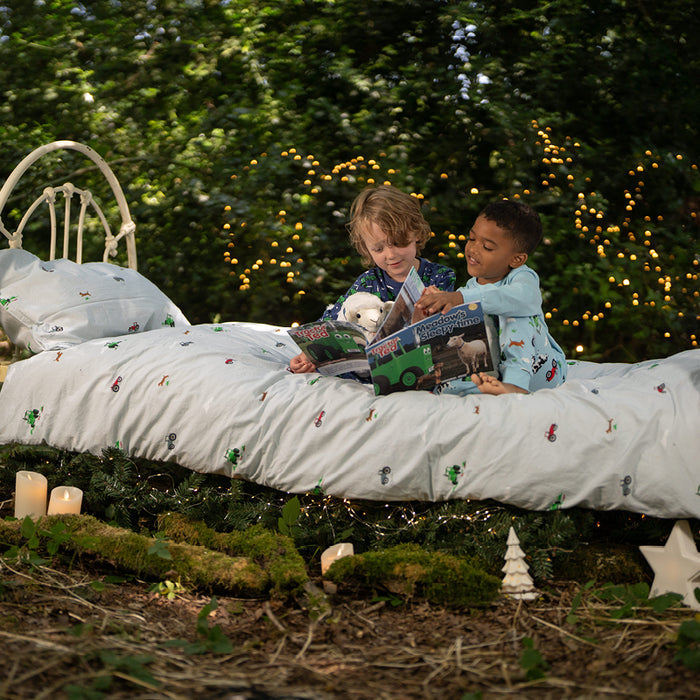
{"left": 289, "top": 352, "right": 317, "bottom": 373}
{"left": 416, "top": 290, "right": 463, "bottom": 315}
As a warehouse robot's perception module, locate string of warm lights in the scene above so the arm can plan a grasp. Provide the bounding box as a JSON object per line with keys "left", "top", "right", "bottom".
{"left": 530, "top": 119, "right": 699, "bottom": 351}
{"left": 223, "top": 148, "right": 416, "bottom": 294}
{"left": 223, "top": 126, "right": 698, "bottom": 351}
{"left": 281, "top": 493, "right": 503, "bottom": 540}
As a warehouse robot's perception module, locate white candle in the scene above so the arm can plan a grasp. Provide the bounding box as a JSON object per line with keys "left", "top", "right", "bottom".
{"left": 14, "top": 470, "right": 48, "bottom": 519}
{"left": 47, "top": 486, "right": 83, "bottom": 515}
{"left": 321, "top": 542, "right": 354, "bottom": 575}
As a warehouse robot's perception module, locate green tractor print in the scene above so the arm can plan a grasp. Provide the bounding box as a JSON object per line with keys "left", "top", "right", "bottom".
{"left": 444, "top": 461, "right": 465, "bottom": 489}
{"left": 224, "top": 446, "right": 245, "bottom": 469}
{"left": 23, "top": 406, "right": 44, "bottom": 434}
{"left": 547, "top": 493, "right": 565, "bottom": 511}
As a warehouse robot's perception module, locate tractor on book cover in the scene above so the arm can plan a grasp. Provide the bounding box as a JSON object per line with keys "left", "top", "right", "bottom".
{"left": 369, "top": 339, "right": 434, "bottom": 395}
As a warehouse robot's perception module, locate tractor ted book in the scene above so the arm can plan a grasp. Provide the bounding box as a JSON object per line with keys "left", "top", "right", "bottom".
{"left": 288, "top": 320, "right": 374, "bottom": 376}
{"left": 365, "top": 301, "right": 495, "bottom": 395}
{"left": 288, "top": 266, "right": 430, "bottom": 379}
{"left": 289, "top": 297, "right": 497, "bottom": 395}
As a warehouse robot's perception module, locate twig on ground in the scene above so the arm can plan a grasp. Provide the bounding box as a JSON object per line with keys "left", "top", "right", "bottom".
{"left": 264, "top": 600, "right": 287, "bottom": 633}
{"left": 531, "top": 614, "right": 599, "bottom": 647}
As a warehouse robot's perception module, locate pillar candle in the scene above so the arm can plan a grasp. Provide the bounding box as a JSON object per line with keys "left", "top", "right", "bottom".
{"left": 47, "top": 486, "right": 83, "bottom": 515}
{"left": 14, "top": 470, "right": 48, "bottom": 519}
{"left": 321, "top": 542, "right": 354, "bottom": 575}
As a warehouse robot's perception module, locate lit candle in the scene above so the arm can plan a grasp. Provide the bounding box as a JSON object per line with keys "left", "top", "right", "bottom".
{"left": 321, "top": 542, "right": 354, "bottom": 575}
{"left": 47, "top": 486, "right": 83, "bottom": 515}
{"left": 14, "top": 470, "right": 48, "bottom": 519}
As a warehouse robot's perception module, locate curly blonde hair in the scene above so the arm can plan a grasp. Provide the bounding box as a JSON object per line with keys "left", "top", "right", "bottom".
{"left": 347, "top": 185, "right": 431, "bottom": 266}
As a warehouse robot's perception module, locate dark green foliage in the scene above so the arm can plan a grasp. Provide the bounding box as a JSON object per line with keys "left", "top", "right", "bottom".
{"left": 64, "top": 650, "right": 159, "bottom": 698}
{"left": 520, "top": 637, "right": 549, "bottom": 681}
{"left": 675, "top": 619, "right": 700, "bottom": 671}
{"left": 0, "top": 1, "right": 697, "bottom": 360}
{"left": 277, "top": 494, "right": 302, "bottom": 538}
{"left": 163, "top": 597, "right": 234, "bottom": 655}
{"left": 1, "top": 444, "right": 689, "bottom": 585}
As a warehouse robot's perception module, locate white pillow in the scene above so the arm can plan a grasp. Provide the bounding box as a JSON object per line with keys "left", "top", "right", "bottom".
{"left": 0, "top": 248, "right": 190, "bottom": 352}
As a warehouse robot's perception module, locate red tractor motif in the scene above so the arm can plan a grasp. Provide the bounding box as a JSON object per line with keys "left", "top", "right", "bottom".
{"left": 545, "top": 423, "right": 558, "bottom": 442}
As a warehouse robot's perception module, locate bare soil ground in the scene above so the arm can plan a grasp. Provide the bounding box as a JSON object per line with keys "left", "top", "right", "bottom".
{"left": 0, "top": 560, "right": 697, "bottom": 700}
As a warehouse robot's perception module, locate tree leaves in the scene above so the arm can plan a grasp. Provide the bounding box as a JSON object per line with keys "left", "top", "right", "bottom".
{"left": 0, "top": 1, "right": 697, "bottom": 359}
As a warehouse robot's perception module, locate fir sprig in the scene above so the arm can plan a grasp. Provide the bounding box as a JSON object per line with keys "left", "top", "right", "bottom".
{"left": 0, "top": 443, "right": 691, "bottom": 581}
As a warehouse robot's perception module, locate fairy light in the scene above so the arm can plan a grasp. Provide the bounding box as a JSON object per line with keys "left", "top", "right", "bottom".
{"left": 224, "top": 131, "right": 698, "bottom": 352}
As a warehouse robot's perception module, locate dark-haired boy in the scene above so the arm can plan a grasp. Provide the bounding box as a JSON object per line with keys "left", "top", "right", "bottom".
{"left": 416, "top": 199, "right": 566, "bottom": 395}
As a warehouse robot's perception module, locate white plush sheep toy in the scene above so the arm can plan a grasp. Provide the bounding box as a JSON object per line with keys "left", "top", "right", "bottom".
{"left": 338, "top": 292, "right": 394, "bottom": 341}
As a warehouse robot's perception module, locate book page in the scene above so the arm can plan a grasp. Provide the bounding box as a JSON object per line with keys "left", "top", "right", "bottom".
{"left": 370, "top": 266, "right": 428, "bottom": 344}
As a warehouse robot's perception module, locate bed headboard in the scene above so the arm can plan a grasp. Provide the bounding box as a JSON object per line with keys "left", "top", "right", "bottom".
{"left": 0, "top": 141, "right": 137, "bottom": 270}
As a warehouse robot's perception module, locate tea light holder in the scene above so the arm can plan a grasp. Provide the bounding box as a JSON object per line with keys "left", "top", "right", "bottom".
{"left": 47, "top": 486, "right": 83, "bottom": 515}
{"left": 14, "top": 470, "right": 48, "bottom": 519}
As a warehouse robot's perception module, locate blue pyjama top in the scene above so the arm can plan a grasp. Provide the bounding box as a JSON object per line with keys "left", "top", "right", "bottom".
{"left": 456, "top": 265, "right": 567, "bottom": 392}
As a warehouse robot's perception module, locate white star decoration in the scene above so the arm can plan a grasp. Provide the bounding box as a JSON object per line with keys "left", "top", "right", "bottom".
{"left": 639, "top": 520, "right": 700, "bottom": 609}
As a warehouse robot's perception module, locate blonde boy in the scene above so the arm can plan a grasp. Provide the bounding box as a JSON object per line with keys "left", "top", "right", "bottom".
{"left": 291, "top": 185, "right": 455, "bottom": 373}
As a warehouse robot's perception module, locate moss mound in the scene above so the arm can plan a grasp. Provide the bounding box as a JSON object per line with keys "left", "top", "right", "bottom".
{"left": 324, "top": 542, "right": 500, "bottom": 608}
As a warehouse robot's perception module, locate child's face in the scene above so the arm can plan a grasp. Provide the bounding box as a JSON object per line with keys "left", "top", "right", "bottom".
{"left": 363, "top": 220, "right": 418, "bottom": 283}
{"left": 465, "top": 215, "right": 527, "bottom": 284}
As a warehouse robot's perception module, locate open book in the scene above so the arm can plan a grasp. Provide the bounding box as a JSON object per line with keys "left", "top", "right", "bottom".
{"left": 288, "top": 268, "right": 497, "bottom": 395}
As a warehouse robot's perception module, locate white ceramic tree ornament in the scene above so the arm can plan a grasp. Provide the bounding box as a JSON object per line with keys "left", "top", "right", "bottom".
{"left": 639, "top": 520, "right": 700, "bottom": 610}
{"left": 502, "top": 526, "right": 540, "bottom": 601}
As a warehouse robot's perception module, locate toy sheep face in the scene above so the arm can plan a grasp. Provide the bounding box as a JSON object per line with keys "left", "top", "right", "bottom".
{"left": 338, "top": 292, "right": 394, "bottom": 340}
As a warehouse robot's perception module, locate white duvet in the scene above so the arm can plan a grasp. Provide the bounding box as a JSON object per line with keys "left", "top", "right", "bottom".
{"left": 1, "top": 322, "right": 698, "bottom": 519}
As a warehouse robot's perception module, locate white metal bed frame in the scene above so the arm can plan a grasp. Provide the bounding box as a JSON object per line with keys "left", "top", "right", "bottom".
{"left": 0, "top": 140, "right": 137, "bottom": 269}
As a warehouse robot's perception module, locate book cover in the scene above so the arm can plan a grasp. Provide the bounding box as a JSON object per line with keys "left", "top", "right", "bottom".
{"left": 288, "top": 268, "right": 496, "bottom": 393}
{"left": 369, "top": 266, "right": 428, "bottom": 344}
{"left": 287, "top": 320, "right": 370, "bottom": 375}
{"left": 365, "top": 301, "right": 494, "bottom": 395}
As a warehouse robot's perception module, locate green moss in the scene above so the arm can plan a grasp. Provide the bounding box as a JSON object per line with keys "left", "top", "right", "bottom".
{"left": 157, "top": 512, "right": 308, "bottom": 596}
{"left": 324, "top": 543, "right": 500, "bottom": 608}
{"left": 0, "top": 515, "right": 272, "bottom": 596}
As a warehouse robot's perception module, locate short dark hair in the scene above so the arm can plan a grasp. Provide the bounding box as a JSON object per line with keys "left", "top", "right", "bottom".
{"left": 480, "top": 200, "right": 542, "bottom": 255}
